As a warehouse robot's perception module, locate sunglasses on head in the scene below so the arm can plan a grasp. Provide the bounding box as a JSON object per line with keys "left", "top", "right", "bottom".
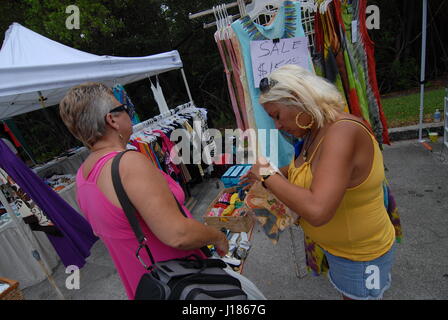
{"left": 109, "top": 104, "right": 133, "bottom": 118}
{"left": 259, "top": 77, "right": 278, "bottom": 94}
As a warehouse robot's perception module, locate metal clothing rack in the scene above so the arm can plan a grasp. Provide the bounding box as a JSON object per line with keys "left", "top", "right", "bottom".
{"left": 132, "top": 102, "right": 195, "bottom": 134}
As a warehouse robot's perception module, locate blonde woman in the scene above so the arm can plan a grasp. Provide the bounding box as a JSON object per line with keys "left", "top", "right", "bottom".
{"left": 241, "top": 65, "right": 396, "bottom": 300}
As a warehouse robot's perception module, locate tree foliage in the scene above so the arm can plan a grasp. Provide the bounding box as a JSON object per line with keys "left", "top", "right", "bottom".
{"left": 0, "top": 0, "right": 447, "bottom": 163}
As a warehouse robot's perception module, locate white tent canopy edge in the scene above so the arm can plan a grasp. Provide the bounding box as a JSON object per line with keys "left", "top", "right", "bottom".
{"left": 0, "top": 23, "right": 192, "bottom": 120}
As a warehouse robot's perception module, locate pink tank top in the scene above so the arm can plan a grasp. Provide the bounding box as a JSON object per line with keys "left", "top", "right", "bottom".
{"left": 76, "top": 151, "right": 205, "bottom": 299}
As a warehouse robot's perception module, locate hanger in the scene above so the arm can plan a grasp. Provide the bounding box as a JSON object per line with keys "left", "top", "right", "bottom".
{"left": 319, "top": 0, "right": 332, "bottom": 13}
{"left": 218, "top": 4, "right": 227, "bottom": 40}
{"left": 301, "top": 0, "right": 317, "bottom": 13}
{"left": 237, "top": 0, "right": 247, "bottom": 16}
{"left": 246, "top": 0, "right": 283, "bottom": 20}
{"left": 213, "top": 5, "right": 220, "bottom": 38}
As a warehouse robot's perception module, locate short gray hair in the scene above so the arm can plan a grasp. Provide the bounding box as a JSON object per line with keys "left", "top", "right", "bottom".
{"left": 59, "top": 82, "right": 117, "bottom": 148}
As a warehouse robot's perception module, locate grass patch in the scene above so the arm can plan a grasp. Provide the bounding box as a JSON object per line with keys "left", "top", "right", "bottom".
{"left": 381, "top": 87, "right": 446, "bottom": 128}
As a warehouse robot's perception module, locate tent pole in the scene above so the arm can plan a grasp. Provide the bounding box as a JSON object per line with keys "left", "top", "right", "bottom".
{"left": 418, "top": 0, "right": 428, "bottom": 143}
{"left": 0, "top": 186, "right": 65, "bottom": 300}
{"left": 180, "top": 68, "right": 194, "bottom": 104}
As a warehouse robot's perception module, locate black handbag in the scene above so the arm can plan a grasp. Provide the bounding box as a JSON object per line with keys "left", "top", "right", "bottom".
{"left": 111, "top": 150, "right": 247, "bottom": 300}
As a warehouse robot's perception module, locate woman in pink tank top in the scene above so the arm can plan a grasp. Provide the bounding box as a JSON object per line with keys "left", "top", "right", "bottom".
{"left": 59, "top": 83, "right": 228, "bottom": 299}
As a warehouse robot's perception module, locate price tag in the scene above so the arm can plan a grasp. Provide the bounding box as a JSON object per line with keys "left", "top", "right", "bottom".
{"left": 352, "top": 20, "right": 358, "bottom": 43}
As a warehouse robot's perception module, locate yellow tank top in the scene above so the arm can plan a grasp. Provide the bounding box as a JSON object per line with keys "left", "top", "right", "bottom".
{"left": 288, "top": 119, "right": 395, "bottom": 261}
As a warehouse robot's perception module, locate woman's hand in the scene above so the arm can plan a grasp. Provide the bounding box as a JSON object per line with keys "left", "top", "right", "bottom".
{"left": 214, "top": 233, "right": 229, "bottom": 257}
{"left": 239, "top": 157, "right": 272, "bottom": 190}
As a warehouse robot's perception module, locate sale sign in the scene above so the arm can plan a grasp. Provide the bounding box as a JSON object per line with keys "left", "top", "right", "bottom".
{"left": 250, "top": 36, "right": 310, "bottom": 88}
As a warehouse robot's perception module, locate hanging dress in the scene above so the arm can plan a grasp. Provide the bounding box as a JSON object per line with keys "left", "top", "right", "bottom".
{"left": 231, "top": 1, "right": 313, "bottom": 168}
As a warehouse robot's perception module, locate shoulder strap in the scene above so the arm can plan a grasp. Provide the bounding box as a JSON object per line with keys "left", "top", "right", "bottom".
{"left": 307, "top": 136, "right": 326, "bottom": 163}
{"left": 111, "top": 150, "right": 156, "bottom": 268}
{"left": 335, "top": 118, "right": 374, "bottom": 136}
{"left": 111, "top": 150, "right": 210, "bottom": 266}
{"left": 307, "top": 118, "right": 373, "bottom": 163}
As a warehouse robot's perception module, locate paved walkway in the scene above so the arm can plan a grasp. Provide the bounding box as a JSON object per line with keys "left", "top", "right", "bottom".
{"left": 22, "top": 139, "right": 448, "bottom": 300}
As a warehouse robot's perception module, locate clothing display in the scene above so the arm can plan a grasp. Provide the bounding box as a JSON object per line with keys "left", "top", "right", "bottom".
{"left": 208, "top": 0, "right": 394, "bottom": 277}
{"left": 207, "top": 191, "right": 247, "bottom": 217}
{"left": 130, "top": 102, "right": 216, "bottom": 196}
{"left": 0, "top": 169, "right": 61, "bottom": 237}
{"left": 214, "top": 0, "right": 389, "bottom": 153}
{"left": 44, "top": 174, "right": 75, "bottom": 191}
{"left": 231, "top": 1, "right": 313, "bottom": 168}
{"left": 0, "top": 139, "right": 98, "bottom": 268}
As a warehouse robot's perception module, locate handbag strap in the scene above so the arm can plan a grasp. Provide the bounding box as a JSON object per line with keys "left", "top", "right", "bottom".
{"left": 111, "top": 150, "right": 210, "bottom": 269}
{"left": 111, "top": 150, "right": 156, "bottom": 268}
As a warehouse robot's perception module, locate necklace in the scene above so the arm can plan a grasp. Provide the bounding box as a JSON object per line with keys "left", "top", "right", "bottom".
{"left": 302, "top": 129, "right": 320, "bottom": 161}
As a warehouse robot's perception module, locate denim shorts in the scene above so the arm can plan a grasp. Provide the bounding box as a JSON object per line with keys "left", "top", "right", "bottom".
{"left": 323, "top": 243, "right": 396, "bottom": 300}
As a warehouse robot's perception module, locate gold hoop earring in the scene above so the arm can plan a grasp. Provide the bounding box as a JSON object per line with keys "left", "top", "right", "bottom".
{"left": 119, "top": 133, "right": 124, "bottom": 140}
{"left": 295, "top": 112, "right": 314, "bottom": 130}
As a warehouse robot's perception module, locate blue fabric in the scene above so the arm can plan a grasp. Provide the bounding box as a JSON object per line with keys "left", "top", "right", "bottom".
{"left": 231, "top": 1, "right": 312, "bottom": 168}
{"left": 113, "top": 84, "right": 140, "bottom": 125}
{"left": 294, "top": 139, "right": 304, "bottom": 158}
{"left": 0, "top": 139, "right": 98, "bottom": 268}
{"left": 323, "top": 243, "right": 396, "bottom": 300}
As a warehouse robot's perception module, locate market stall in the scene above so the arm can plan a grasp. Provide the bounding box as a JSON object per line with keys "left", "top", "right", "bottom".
{"left": 188, "top": 0, "right": 396, "bottom": 274}
{"left": 0, "top": 22, "right": 206, "bottom": 294}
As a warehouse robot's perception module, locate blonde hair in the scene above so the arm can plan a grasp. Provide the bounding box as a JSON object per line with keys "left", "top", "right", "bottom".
{"left": 259, "top": 65, "right": 345, "bottom": 128}
{"left": 59, "top": 82, "right": 117, "bottom": 148}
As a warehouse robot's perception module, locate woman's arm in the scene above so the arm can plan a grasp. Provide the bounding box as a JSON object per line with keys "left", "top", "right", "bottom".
{"left": 279, "top": 164, "right": 289, "bottom": 178}
{"left": 119, "top": 152, "right": 228, "bottom": 255}
{"left": 262, "top": 124, "right": 358, "bottom": 227}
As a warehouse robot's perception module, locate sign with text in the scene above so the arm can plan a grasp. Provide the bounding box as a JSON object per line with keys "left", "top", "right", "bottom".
{"left": 250, "top": 36, "right": 309, "bottom": 88}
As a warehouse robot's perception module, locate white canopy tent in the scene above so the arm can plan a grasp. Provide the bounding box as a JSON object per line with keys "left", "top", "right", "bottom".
{"left": 0, "top": 22, "right": 193, "bottom": 120}
{"left": 0, "top": 22, "right": 194, "bottom": 299}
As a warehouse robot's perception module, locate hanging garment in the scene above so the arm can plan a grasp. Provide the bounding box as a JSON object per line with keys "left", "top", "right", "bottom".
{"left": 232, "top": 1, "right": 313, "bottom": 168}
{"left": 332, "top": 2, "right": 363, "bottom": 118}
{"left": 339, "top": 0, "right": 384, "bottom": 145}
{"left": 225, "top": 37, "right": 250, "bottom": 130}
{"left": 0, "top": 169, "right": 62, "bottom": 236}
{"left": 356, "top": 0, "right": 391, "bottom": 145}
{"left": 0, "top": 139, "right": 98, "bottom": 268}
{"left": 113, "top": 84, "right": 140, "bottom": 125}
{"left": 193, "top": 108, "right": 216, "bottom": 162}
{"left": 339, "top": 1, "right": 372, "bottom": 124}
{"left": 149, "top": 77, "right": 170, "bottom": 115}
{"left": 153, "top": 130, "right": 181, "bottom": 176}
{"left": 183, "top": 121, "right": 205, "bottom": 177}
{"left": 215, "top": 37, "right": 245, "bottom": 130}
{"left": 316, "top": 6, "right": 350, "bottom": 113}
{"left": 230, "top": 34, "right": 258, "bottom": 131}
